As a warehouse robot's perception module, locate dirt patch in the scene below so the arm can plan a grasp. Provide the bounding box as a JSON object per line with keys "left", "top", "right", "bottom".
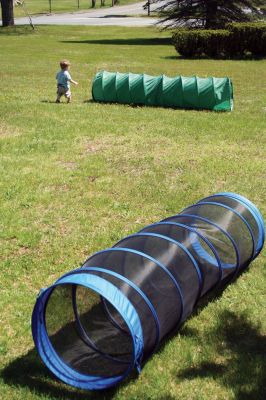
{"left": 88, "top": 176, "right": 98, "bottom": 182}
{"left": 0, "top": 124, "right": 21, "bottom": 139}
{"left": 83, "top": 140, "right": 110, "bottom": 154}
{"left": 85, "top": 143, "right": 103, "bottom": 153}
{"left": 16, "top": 246, "right": 31, "bottom": 256}
{"left": 47, "top": 184, "right": 70, "bottom": 192}
{"left": 57, "top": 161, "right": 78, "bottom": 170}
{"left": 82, "top": 135, "right": 129, "bottom": 155}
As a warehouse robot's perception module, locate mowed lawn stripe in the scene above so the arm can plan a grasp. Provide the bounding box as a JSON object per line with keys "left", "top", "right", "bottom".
{"left": 0, "top": 25, "right": 265, "bottom": 400}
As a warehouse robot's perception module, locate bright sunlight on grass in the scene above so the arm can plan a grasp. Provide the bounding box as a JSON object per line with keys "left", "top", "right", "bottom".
{"left": 0, "top": 25, "right": 265, "bottom": 400}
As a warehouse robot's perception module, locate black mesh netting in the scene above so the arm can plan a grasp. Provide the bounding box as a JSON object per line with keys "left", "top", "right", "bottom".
{"left": 113, "top": 234, "right": 201, "bottom": 321}
{"left": 33, "top": 192, "right": 264, "bottom": 391}
{"left": 45, "top": 284, "right": 132, "bottom": 377}
{"left": 181, "top": 203, "right": 254, "bottom": 269}
{"left": 199, "top": 195, "right": 260, "bottom": 252}
{"left": 83, "top": 249, "right": 183, "bottom": 340}
{"left": 162, "top": 215, "right": 238, "bottom": 280}
{"left": 140, "top": 223, "right": 221, "bottom": 296}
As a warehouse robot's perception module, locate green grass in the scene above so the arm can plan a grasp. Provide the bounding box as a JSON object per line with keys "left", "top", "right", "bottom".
{"left": 0, "top": 25, "right": 266, "bottom": 400}
{"left": 14, "top": 0, "right": 142, "bottom": 18}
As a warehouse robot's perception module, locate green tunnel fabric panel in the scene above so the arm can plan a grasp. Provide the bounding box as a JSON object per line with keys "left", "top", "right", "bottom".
{"left": 92, "top": 71, "right": 233, "bottom": 111}
{"left": 116, "top": 72, "right": 130, "bottom": 104}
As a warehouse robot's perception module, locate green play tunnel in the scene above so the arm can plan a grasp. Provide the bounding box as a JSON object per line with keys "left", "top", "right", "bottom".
{"left": 92, "top": 71, "right": 233, "bottom": 111}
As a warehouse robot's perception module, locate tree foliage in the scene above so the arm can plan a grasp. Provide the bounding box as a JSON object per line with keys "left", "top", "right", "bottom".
{"left": 153, "top": 0, "right": 265, "bottom": 29}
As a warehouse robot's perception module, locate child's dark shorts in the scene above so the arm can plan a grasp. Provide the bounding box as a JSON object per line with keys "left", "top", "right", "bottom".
{"left": 57, "top": 85, "right": 71, "bottom": 98}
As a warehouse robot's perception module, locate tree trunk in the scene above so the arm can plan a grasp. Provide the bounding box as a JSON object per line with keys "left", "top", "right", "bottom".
{"left": 1, "top": 0, "right": 14, "bottom": 27}
{"left": 101, "top": 0, "right": 105, "bottom": 6}
{"left": 91, "top": 0, "right": 96, "bottom": 8}
{"left": 205, "top": 0, "right": 218, "bottom": 29}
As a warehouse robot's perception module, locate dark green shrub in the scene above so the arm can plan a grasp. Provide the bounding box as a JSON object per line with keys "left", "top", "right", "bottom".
{"left": 172, "top": 30, "right": 202, "bottom": 57}
{"left": 172, "top": 29, "right": 230, "bottom": 58}
{"left": 202, "top": 30, "right": 230, "bottom": 58}
{"left": 172, "top": 22, "right": 266, "bottom": 58}
{"left": 227, "top": 22, "right": 266, "bottom": 57}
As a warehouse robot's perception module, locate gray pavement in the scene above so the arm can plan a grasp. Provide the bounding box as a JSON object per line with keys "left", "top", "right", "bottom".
{"left": 14, "top": 2, "right": 162, "bottom": 27}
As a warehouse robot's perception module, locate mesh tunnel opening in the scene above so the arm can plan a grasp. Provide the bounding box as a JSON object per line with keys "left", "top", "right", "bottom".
{"left": 84, "top": 267, "right": 160, "bottom": 360}
{"left": 32, "top": 273, "right": 143, "bottom": 390}
{"left": 32, "top": 193, "right": 264, "bottom": 391}
{"left": 45, "top": 284, "right": 133, "bottom": 377}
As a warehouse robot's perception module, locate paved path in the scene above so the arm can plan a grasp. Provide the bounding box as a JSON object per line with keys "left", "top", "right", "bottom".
{"left": 14, "top": 2, "right": 162, "bottom": 27}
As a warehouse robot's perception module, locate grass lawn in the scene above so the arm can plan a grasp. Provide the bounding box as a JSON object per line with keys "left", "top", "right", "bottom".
{"left": 0, "top": 25, "right": 265, "bottom": 400}
{"left": 14, "top": 0, "right": 142, "bottom": 18}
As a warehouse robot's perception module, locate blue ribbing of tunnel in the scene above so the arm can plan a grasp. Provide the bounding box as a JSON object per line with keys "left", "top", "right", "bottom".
{"left": 164, "top": 214, "right": 240, "bottom": 272}
{"left": 32, "top": 273, "right": 143, "bottom": 390}
{"left": 32, "top": 193, "right": 265, "bottom": 391}
{"left": 114, "top": 232, "right": 203, "bottom": 293}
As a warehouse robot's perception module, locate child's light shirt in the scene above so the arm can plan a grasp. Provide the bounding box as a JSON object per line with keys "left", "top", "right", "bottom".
{"left": 56, "top": 70, "right": 72, "bottom": 89}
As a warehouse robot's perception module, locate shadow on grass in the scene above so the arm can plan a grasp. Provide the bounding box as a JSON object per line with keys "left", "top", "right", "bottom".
{"left": 0, "top": 25, "right": 35, "bottom": 35}
{"left": 61, "top": 37, "right": 171, "bottom": 46}
{"left": 1, "top": 284, "right": 139, "bottom": 399}
{"left": 40, "top": 100, "right": 57, "bottom": 104}
{"left": 1, "top": 322, "right": 127, "bottom": 399}
{"left": 0, "top": 348, "right": 172, "bottom": 399}
{"left": 2, "top": 274, "right": 264, "bottom": 398}
{"left": 163, "top": 54, "right": 266, "bottom": 61}
{"left": 85, "top": 98, "right": 217, "bottom": 113}
{"left": 99, "top": 14, "right": 130, "bottom": 18}
{"left": 83, "top": 99, "right": 94, "bottom": 103}
{"left": 176, "top": 310, "right": 266, "bottom": 400}
{"left": 153, "top": 281, "right": 231, "bottom": 357}
{"left": 1, "top": 348, "right": 111, "bottom": 400}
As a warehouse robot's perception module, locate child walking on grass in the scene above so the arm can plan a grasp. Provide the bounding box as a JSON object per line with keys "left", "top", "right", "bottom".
{"left": 56, "top": 59, "right": 78, "bottom": 103}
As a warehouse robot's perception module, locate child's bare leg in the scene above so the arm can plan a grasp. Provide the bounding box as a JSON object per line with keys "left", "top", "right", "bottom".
{"left": 65, "top": 89, "right": 71, "bottom": 103}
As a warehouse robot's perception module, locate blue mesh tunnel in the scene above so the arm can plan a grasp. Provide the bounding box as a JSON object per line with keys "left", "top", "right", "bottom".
{"left": 32, "top": 192, "right": 264, "bottom": 390}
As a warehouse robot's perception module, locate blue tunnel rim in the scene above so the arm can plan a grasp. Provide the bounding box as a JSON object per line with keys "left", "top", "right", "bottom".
{"left": 208, "top": 192, "right": 265, "bottom": 256}
{"left": 32, "top": 273, "right": 144, "bottom": 391}
{"left": 139, "top": 221, "right": 223, "bottom": 294}
{"left": 100, "top": 295, "right": 130, "bottom": 336}
{"left": 68, "top": 266, "right": 161, "bottom": 360}
{"left": 31, "top": 192, "right": 264, "bottom": 392}
{"left": 181, "top": 201, "right": 256, "bottom": 263}
{"left": 161, "top": 213, "right": 241, "bottom": 277}
{"left": 83, "top": 247, "right": 185, "bottom": 327}
{"left": 33, "top": 274, "right": 143, "bottom": 389}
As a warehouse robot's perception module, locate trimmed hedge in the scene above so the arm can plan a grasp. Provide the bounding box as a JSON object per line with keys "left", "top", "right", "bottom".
{"left": 172, "top": 22, "right": 266, "bottom": 58}
{"left": 227, "top": 22, "right": 266, "bottom": 56}
{"left": 172, "top": 29, "right": 230, "bottom": 58}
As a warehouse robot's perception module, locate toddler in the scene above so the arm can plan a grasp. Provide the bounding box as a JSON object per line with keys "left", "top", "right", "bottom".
{"left": 56, "top": 60, "right": 78, "bottom": 103}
